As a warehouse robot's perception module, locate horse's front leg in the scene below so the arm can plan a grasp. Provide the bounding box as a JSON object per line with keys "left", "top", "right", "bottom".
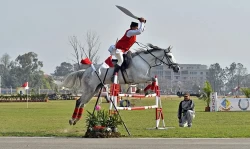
{"left": 136, "top": 73, "right": 157, "bottom": 92}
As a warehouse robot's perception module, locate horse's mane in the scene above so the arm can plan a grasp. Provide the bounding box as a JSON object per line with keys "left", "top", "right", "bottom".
{"left": 131, "top": 43, "right": 167, "bottom": 57}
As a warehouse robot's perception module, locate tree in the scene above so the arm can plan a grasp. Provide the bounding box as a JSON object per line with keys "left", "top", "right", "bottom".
{"left": 0, "top": 52, "right": 56, "bottom": 90}
{"left": 241, "top": 74, "right": 250, "bottom": 88}
{"left": 207, "top": 63, "right": 226, "bottom": 94}
{"left": 236, "top": 63, "right": 247, "bottom": 87}
{"left": 225, "top": 62, "right": 237, "bottom": 91}
{"left": 54, "top": 62, "right": 74, "bottom": 76}
{"left": 15, "top": 52, "right": 43, "bottom": 73}
{"left": 69, "top": 30, "right": 101, "bottom": 70}
{"left": 224, "top": 62, "right": 248, "bottom": 95}
{"left": 0, "top": 64, "right": 4, "bottom": 75}
{"left": 9, "top": 52, "right": 43, "bottom": 88}
{"left": 41, "top": 74, "right": 55, "bottom": 89}
{"left": 0, "top": 53, "right": 11, "bottom": 71}
{"left": 0, "top": 53, "right": 11, "bottom": 88}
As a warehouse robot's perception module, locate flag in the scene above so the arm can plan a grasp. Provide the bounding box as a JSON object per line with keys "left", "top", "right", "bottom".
{"left": 81, "top": 58, "right": 92, "bottom": 65}
{"left": 102, "top": 56, "right": 114, "bottom": 68}
{"left": 98, "top": 56, "right": 114, "bottom": 75}
{"left": 22, "top": 82, "right": 29, "bottom": 90}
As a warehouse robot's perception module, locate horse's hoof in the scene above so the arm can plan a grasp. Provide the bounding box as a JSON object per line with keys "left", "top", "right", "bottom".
{"left": 69, "top": 120, "right": 73, "bottom": 125}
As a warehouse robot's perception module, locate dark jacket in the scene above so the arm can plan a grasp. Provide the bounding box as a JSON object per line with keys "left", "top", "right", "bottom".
{"left": 178, "top": 99, "right": 195, "bottom": 119}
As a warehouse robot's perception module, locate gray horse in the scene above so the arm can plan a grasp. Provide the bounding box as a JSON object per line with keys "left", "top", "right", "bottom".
{"left": 62, "top": 44, "right": 180, "bottom": 125}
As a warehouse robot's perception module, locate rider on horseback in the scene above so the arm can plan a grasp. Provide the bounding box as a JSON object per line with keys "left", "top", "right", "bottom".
{"left": 109, "top": 17, "right": 146, "bottom": 82}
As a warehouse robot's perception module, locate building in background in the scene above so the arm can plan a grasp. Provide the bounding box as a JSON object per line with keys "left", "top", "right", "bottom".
{"left": 151, "top": 64, "right": 208, "bottom": 94}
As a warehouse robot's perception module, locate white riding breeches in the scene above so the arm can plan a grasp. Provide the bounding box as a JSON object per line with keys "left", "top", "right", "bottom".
{"left": 108, "top": 45, "right": 124, "bottom": 66}
{"left": 115, "top": 49, "right": 123, "bottom": 66}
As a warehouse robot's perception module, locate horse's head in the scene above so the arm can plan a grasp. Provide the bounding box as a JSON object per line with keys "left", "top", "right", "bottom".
{"left": 147, "top": 44, "right": 180, "bottom": 73}
{"left": 164, "top": 46, "right": 180, "bottom": 73}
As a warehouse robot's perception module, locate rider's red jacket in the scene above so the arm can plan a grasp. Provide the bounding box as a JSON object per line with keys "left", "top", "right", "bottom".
{"left": 115, "top": 29, "right": 136, "bottom": 53}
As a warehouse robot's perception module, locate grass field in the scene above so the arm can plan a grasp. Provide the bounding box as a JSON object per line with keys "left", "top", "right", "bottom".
{"left": 0, "top": 96, "right": 250, "bottom": 138}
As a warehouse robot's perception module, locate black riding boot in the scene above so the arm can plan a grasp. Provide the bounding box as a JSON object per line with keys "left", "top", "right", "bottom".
{"left": 111, "top": 64, "right": 121, "bottom": 82}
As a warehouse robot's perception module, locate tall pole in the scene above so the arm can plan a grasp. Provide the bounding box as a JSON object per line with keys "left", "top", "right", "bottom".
{"left": 26, "top": 89, "right": 28, "bottom": 108}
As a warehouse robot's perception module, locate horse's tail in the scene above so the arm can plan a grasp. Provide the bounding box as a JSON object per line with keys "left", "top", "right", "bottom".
{"left": 62, "top": 70, "right": 86, "bottom": 88}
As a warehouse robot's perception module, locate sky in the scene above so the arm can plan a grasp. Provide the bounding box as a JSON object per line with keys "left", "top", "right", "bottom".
{"left": 1, "top": 0, "right": 250, "bottom": 74}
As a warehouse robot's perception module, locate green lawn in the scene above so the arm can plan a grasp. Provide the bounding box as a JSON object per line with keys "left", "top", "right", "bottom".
{"left": 0, "top": 97, "right": 250, "bottom": 138}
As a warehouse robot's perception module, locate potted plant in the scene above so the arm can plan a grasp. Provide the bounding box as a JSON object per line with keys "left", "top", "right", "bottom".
{"left": 85, "top": 109, "right": 122, "bottom": 138}
{"left": 199, "top": 81, "right": 213, "bottom": 112}
{"left": 95, "top": 109, "right": 109, "bottom": 130}
{"left": 86, "top": 111, "right": 99, "bottom": 129}
{"left": 241, "top": 88, "right": 250, "bottom": 98}
{"left": 107, "top": 112, "right": 122, "bottom": 132}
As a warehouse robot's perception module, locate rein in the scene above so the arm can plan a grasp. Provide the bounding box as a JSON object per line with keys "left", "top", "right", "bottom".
{"left": 135, "top": 42, "right": 176, "bottom": 69}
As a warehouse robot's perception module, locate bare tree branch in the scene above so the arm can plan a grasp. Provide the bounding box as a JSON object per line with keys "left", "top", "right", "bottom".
{"left": 85, "top": 30, "right": 100, "bottom": 63}
{"left": 69, "top": 36, "right": 81, "bottom": 70}
{"left": 69, "top": 30, "right": 101, "bottom": 71}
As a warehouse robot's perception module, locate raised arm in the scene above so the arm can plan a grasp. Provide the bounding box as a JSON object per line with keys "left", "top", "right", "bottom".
{"left": 126, "top": 22, "right": 145, "bottom": 37}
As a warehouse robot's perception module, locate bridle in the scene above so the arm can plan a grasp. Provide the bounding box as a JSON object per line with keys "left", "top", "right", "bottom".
{"left": 135, "top": 42, "right": 178, "bottom": 69}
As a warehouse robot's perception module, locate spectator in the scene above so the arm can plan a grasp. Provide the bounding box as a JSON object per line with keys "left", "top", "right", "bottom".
{"left": 178, "top": 92, "right": 195, "bottom": 127}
